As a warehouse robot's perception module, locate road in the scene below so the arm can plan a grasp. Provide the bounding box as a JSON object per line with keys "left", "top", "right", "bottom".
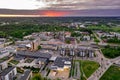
{"left": 93, "top": 32, "right": 102, "bottom": 43}
{"left": 72, "top": 62, "right": 81, "bottom": 79}
{"left": 88, "top": 50, "right": 120, "bottom": 80}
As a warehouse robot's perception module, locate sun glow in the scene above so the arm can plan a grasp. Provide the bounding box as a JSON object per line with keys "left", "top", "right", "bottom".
{"left": 43, "top": 11, "right": 69, "bottom": 17}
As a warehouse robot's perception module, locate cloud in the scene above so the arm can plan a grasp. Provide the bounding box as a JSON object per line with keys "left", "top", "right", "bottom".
{"left": 42, "top": 0, "right": 120, "bottom": 10}
{"left": 0, "top": 0, "right": 120, "bottom": 10}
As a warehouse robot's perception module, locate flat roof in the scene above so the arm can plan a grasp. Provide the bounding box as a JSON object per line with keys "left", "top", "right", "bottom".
{"left": 53, "top": 57, "right": 71, "bottom": 68}
{"left": 37, "top": 58, "right": 47, "bottom": 62}
{"left": 0, "top": 67, "right": 15, "bottom": 76}
{"left": 17, "top": 51, "right": 52, "bottom": 59}
{"left": 19, "top": 70, "right": 31, "bottom": 80}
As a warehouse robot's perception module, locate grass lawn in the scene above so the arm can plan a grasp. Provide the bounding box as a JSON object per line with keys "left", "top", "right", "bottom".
{"left": 74, "top": 60, "right": 99, "bottom": 79}
{"left": 100, "top": 65, "right": 120, "bottom": 80}
{"left": 10, "top": 60, "right": 19, "bottom": 65}
{"left": 81, "top": 60, "right": 99, "bottom": 78}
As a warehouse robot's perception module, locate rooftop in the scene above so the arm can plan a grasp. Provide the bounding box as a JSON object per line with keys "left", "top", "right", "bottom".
{"left": 17, "top": 51, "right": 52, "bottom": 59}
{"left": 37, "top": 58, "right": 47, "bottom": 62}
{"left": 0, "top": 67, "right": 15, "bottom": 76}
{"left": 19, "top": 70, "right": 31, "bottom": 80}
{"left": 53, "top": 57, "right": 71, "bottom": 68}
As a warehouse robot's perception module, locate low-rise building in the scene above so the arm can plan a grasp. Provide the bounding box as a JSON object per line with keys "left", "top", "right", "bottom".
{"left": 51, "top": 57, "right": 71, "bottom": 71}
{"left": 0, "top": 48, "right": 10, "bottom": 59}
{"left": 16, "top": 51, "right": 51, "bottom": 68}
{"left": 83, "top": 35, "right": 91, "bottom": 41}
{"left": 0, "top": 67, "right": 17, "bottom": 80}
{"left": 0, "top": 61, "right": 8, "bottom": 72}
{"left": 0, "top": 38, "right": 6, "bottom": 48}
{"left": 16, "top": 38, "right": 40, "bottom": 51}
{"left": 19, "top": 70, "right": 32, "bottom": 80}
{"left": 5, "top": 46, "right": 17, "bottom": 53}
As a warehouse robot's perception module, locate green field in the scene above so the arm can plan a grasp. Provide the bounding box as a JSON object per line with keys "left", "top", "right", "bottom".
{"left": 81, "top": 60, "right": 100, "bottom": 78}
{"left": 75, "top": 60, "right": 99, "bottom": 79}
{"left": 100, "top": 65, "right": 120, "bottom": 80}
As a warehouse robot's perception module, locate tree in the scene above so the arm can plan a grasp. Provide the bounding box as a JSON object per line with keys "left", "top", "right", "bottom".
{"left": 65, "top": 39, "right": 70, "bottom": 44}
{"left": 32, "top": 74, "right": 43, "bottom": 80}
{"left": 0, "top": 31, "right": 7, "bottom": 38}
{"left": 38, "top": 45, "right": 42, "bottom": 50}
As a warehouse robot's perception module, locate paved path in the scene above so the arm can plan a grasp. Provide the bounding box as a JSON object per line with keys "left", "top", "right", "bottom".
{"left": 93, "top": 32, "right": 102, "bottom": 43}
{"left": 75, "top": 62, "right": 81, "bottom": 79}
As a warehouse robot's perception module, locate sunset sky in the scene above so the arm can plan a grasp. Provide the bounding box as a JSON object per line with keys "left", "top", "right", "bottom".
{"left": 0, "top": 0, "right": 120, "bottom": 17}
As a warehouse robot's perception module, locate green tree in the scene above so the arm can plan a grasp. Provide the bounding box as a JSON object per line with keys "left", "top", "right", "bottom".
{"left": 65, "top": 39, "right": 70, "bottom": 44}
{"left": 32, "top": 74, "right": 43, "bottom": 80}
{"left": 38, "top": 45, "right": 42, "bottom": 50}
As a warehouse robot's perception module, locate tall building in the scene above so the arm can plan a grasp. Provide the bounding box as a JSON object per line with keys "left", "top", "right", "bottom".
{"left": 31, "top": 38, "right": 40, "bottom": 51}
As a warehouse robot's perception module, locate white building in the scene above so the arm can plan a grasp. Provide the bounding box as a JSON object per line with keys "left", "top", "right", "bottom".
{"left": 0, "top": 61, "right": 8, "bottom": 72}
{"left": 0, "top": 67, "right": 17, "bottom": 80}
{"left": 0, "top": 48, "right": 10, "bottom": 59}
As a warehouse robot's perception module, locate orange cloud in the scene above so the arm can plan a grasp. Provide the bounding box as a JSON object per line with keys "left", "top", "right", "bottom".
{"left": 42, "top": 10, "right": 69, "bottom": 17}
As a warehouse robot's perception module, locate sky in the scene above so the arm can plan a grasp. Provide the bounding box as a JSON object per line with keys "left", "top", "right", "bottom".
{"left": 0, "top": 0, "right": 120, "bottom": 17}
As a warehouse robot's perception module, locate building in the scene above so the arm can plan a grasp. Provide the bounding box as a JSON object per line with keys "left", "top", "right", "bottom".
{"left": 16, "top": 51, "right": 52, "bottom": 60}
{"left": 77, "top": 47, "right": 94, "bottom": 58}
{"left": 51, "top": 57, "right": 71, "bottom": 71}
{"left": 0, "top": 38, "right": 6, "bottom": 48}
{"left": 16, "top": 51, "right": 51, "bottom": 68}
{"left": 5, "top": 46, "right": 17, "bottom": 53}
{"left": 0, "top": 43, "right": 4, "bottom": 48}
{"left": 31, "top": 38, "right": 40, "bottom": 51}
{"left": 41, "top": 44, "right": 57, "bottom": 50}
{"left": 0, "top": 61, "right": 8, "bottom": 72}
{"left": 16, "top": 38, "right": 40, "bottom": 51}
{"left": 0, "top": 67, "right": 17, "bottom": 80}
{"left": 83, "top": 35, "right": 91, "bottom": 41}
{"left": 19, "top": 70, "right": 32, "bottom": 80}
{"left": 0, "top": 48, "right": 10, "bottom": 59}
{"left": 17, "top": 58, "right": 47, "bottom": 68}
{"left": 59, "top": 45, "right": 95, "bottom": 58}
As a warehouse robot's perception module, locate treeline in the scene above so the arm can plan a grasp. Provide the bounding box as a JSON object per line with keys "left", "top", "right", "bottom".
{"left": 102, "top": 46, "right": 120, "bottom": 58}
{"left": 87, "top": 25, "right": 120, "bottom": 33}
{"left": 1, "top": 17, "right": 119, "bottom": 24}
{"left": 107, "top": 38, "right": 120, "bottom": 44}
{"left": 0, "top": 23, "right": 93, "bottom": 39}
{"left": 0, "top": 23, "right": 73, "bottom": 38}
